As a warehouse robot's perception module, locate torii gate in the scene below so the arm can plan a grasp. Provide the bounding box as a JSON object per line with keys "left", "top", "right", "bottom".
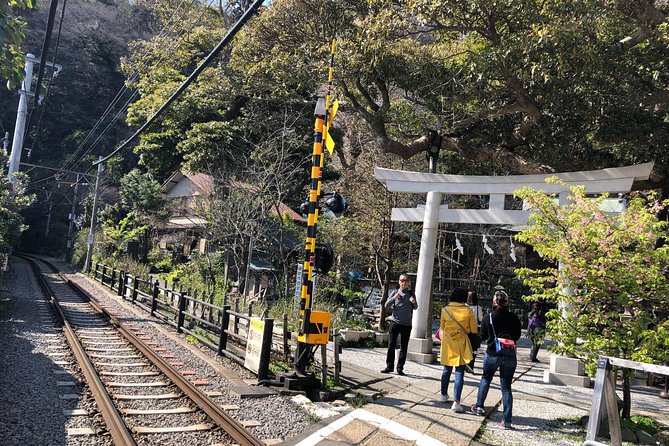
{"left": 374, "top": 162, "right": 654, "bottom": 364}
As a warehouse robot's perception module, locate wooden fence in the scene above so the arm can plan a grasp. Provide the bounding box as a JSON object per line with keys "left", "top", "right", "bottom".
{"left": 584, "top": 356, "right": 669, "bottom": 446}
{"left": 90, "top": 262, "right": 342, "bottom": 384}
{"left": 91, "top": 262, "right": 275, "bottom": 381}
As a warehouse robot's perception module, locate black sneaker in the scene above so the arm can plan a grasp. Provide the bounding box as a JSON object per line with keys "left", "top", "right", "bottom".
{"left": 396, "top": 369, "right": 405, "bottom": 376}
{"left": 380, "top": 368, "right": 392, "bottom": 374}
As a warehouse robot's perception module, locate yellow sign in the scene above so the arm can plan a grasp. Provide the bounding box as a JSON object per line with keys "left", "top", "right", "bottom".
{"left": 324, "top": 100, "right": 339, "bottom": 155}
{"left": 244, "top": 318, "right": 265, "bottom": 373}
{"left": 297, "top": 310, "right": 331, "bottom": 345}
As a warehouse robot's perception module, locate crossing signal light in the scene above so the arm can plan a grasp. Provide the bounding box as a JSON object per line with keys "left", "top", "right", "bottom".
{"left": 314, "top": 243, "right": 334, "bottom": 274}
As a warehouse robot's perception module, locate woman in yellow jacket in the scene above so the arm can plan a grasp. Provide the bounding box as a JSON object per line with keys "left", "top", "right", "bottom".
{"left": 439, "top": 287, "right": 477, "bottom": 412}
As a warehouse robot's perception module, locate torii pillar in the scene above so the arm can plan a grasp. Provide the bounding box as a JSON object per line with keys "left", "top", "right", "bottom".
{"left": 374, "top": 163, "right": 654, "bottom": 371}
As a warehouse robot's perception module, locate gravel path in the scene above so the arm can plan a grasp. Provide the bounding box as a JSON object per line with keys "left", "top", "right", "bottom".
{"left": 0, "top": 259, "right": 111, "bottom": 446}
{"left": 480, "top": 364, "right": 669, "bottom": 446}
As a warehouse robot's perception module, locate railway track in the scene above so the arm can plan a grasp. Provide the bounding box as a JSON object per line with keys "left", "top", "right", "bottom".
{"left": 19, "top": 254, "right": 265, "bottom": 446}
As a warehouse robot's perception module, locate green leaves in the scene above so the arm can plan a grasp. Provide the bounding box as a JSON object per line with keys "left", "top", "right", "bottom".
{"left": 0, "top": 3, "right": 29, "bottom": 90}
{"left": 0, "top": 172, "right": 35, "bottom": 252}
{"left": 515, "top": 182, "right": 669, "bottom": 372}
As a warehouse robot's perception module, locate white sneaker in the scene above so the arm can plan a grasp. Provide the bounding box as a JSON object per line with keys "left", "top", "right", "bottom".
{"left": 439, "top": 393, "right": 449, "bottom": 403}
{"left": 451, "top": 401, "right": 464, "bottom": 413}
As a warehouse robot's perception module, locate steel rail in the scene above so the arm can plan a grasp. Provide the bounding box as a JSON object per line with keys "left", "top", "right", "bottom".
{"left": 18, "top": 255, "right": 136, "bottom": 446}
{"left": 64, "top": 273, "right": 264, "bottom": 446}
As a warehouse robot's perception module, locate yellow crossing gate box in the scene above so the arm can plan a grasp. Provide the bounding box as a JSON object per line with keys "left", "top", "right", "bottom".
{"left": 299, "top": 310, "right": 330, "bottom": 345}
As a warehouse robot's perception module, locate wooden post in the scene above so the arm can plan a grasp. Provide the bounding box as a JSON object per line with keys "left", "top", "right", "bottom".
{"left": 257, "top": 318, "right": 274, "bottom": 382}
{"left": 586, "top": 357, "right": 610, "bottom": 443}
{"left": 101, "top": 264, "right": 107, "bottom": 286}
{"left": 605, "top": 369, "right": 622, "bottom": 446}
{"left": 177, "top": 292, "right": 186, "bottom": 333}
{"left": 334, "top": 330, "right": 341, "bottom": 383}
{"left": 132, "top": 275, "right": 139, "bottom": 303}
{"left": 111, "top": 268, "right": 116, "bottom": 290}
{"left": 283, "top": 313, "right": 289, "bottom": 362}
{"left": 234, "top": 298, "right": 240, "bottom": 335}
{"left": 151, "top": 280, "right": 159, "bottom": 315}
{"left": 218, "top": 305, "right": 231, "bottom": 355}
{"left": 118, "top": 270, "right": 124, "bottom": 296}
{"left": 321, "top": 344, "right": 328, "bottom": 387}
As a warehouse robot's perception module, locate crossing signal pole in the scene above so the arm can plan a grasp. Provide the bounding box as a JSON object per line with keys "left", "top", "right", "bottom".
{"left": 293, "top": 39, "right": 338, "bottom": 377}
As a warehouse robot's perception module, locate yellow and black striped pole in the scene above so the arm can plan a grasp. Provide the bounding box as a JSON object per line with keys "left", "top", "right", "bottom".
{"left": 294, "top": 39, "right": 336, "bottom": 374}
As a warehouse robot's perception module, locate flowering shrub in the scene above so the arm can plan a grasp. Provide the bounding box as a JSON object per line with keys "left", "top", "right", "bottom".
{"left": 514, "top": 179, "right": 669, "bottom": 375}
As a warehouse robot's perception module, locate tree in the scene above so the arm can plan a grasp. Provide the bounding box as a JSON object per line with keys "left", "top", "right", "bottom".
{"left": 201, "top": 111, "right": 308, "bottom": 299}
{"left": 101, "top": 212, "right": 148, "bottom": 258}
{"left": 119, "top": 168, "right": 166, "bottom": 222}
{"left": 0, "top": 172, "right": 34, "bottom": 253}
{"left": 231, "top": 0, "right": 669, "bottom": 186}
{"left": 514, "top": 180, "right": 669, "bottom": 418}
{"left": 0, "top": 0, "right": 33, "bottom": 89}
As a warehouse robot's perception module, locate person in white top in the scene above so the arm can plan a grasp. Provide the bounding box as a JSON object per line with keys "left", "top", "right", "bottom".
{"left": 467, "top": 290, "right": 483, "bottom": 372}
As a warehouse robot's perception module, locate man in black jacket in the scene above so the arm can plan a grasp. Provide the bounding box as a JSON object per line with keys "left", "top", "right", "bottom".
{"left": 470, "top": 290, "right": 521, "bottom": 429}
{"left": 381, "top": 274, "right": 417, "bottom": 376}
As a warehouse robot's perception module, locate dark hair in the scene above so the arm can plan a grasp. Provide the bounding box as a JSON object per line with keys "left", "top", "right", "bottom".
{"left": 493, "top": 290, "right": 509, "bottom": 307}
{"left": 450, "top": 287, "right": 468, "bottom": 303}
{"left": 467, "top": 290, "right": 478, "bottom": 306}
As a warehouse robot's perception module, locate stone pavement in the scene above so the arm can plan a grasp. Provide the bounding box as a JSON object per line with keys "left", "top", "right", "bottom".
{"left": 283, "top": 342, "right": 669, "bottom": 446}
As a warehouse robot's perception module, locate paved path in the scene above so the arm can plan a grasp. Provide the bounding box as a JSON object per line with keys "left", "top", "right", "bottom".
{"left": 284, "top": 344, "right": 669, "bottom": 446}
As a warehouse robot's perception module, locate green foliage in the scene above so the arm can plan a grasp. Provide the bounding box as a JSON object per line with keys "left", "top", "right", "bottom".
{"left": 119, "top": 169, "right": 167, "bottom": 221}
{"left": 324, "top": 377, "right": 341, "bottom": 389}
{"left": 621, "top": 415, "right": 662, "bottom": 435}
{"left": 101, "top": 212, "right": 148, "bottom": 257}
{"left": 185, "top": 334, "right": 200, "bottom": 345}
{"left": 98, "top": 255, "right": 150, "bottom": 278}
{"left": 0, "top": 172, "right": 34, "bottom": 253}
{"left": 269, "top": 360, "right": 290, "bottom": 376}
{"left": 515, "top": 180, "right": 669, "bottom": 374}
{"left": 147, "top": 247, "right": 173, "bottom": 272}
{"left": 159, "top": 266, "right": 182, "bottom": 289}
{"left": 348, "top": 394, "right": 366, "bottom": 408}
{"left": 266, "top": 297, "right": 299, "bottom": 332}
{"left": 0, "top": 1, "right": 33, "bottom": 89}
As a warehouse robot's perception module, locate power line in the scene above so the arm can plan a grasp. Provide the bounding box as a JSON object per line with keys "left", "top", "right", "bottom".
{"left": 24, "top": 0, "right": 62, "bottom": 142}
{"left": 28, "top": 0, "right": 68, "bottom": 157}
{"left": 58, "top": 0, "right": 199, "bottom": 174}
{"left": 95, "top": 0, "right": 267, "bottom": 166}
{"left": 61, "top": 0, "right": 217, "bottom": 175}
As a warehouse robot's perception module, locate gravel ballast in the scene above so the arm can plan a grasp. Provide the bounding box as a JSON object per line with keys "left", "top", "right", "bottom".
{"left": 0, "top": 259, "right": 111, "bottom": 446}
{"left": 61, "top": 260, "right": 315, "bottom": 444}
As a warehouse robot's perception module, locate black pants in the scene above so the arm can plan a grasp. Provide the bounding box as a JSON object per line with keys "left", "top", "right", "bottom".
{"left": 386, "top": 322, "right": 412, "bottom": 371}
{"left": 530, "top": 340, "right": 541, "bottom": 360}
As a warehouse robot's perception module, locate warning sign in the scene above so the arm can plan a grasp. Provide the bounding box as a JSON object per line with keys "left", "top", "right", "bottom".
{"left": 244, "top": 318, "right": 264, "bottom": 374}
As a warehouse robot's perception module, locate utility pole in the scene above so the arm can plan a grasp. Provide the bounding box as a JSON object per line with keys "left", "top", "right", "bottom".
{"left": 8, "top": 54, "right": 35, "bottom": 183}
{"left": 85, "top": 158, "right": 102, "bottom": 272}
{"left": 65, "top": 173, "right": 80, "bottom": 262}
{"left": 44, "top": 190, "right": 53, "bottom": 238}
